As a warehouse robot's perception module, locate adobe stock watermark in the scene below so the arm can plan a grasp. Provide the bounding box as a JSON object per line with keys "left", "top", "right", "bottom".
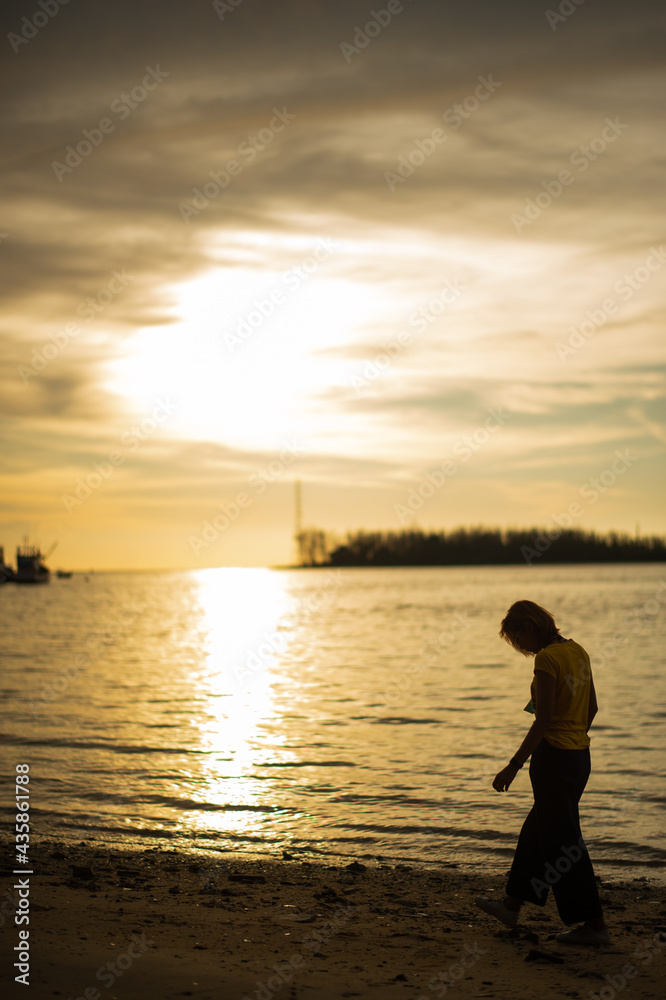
{"left": 8, "top": 0, "right": 70, "bottom": 54}
{"left": 189, "top": 440, "right": 304, "bottom": 553}
{"left": 530, "top": 836, "right": 587, "bottom": 899}
{"left": 520, "top": 448, "right": 639, "bottom": 565}
{"left": 352, "top": 279, "right": 465, "bottom": 393}
{"left": 546, "top": 0, "right": 586, "bottom": 31}
{"left": 242, "top": 900, "right": 357, "bottom": 1000}
{"left": 212, "top": 0, "right": 245, "bottom": 20}
{"left": 589, "top": 930, "right": 666, "bottom": 1000}
{"left": 177, "top": 107, "right": 296, "bottom": 222}
{"left": 62, "top": 398, "right": 178, "bottom": 513}
{"left": 483, "top": 740, "right": 525, "bottom": 787}
{"left": 384, "top": 129, "right": 448, "bottom": 191}
{"left": 393, "top": 407, "right": 511, "bottom": 524}
{"left": 419, "top": 940, "right": 487, "bottom": 999}
{"left": 578, "top": 580, "right": 666, "bottom": 677}
{"left": 28, "top": 602, "right": 139, "bottom": 714}
{"left": 17, "top": 269, "right": 134, "bottom": 383}
{"left": 51, "top": 66, "right": 169, "bottom": 181}
{"left": 339, "top": 1, "right": 414, "bottom": 63}
{"left": 224, "top": 237, "right": 339, "bottom": 352}
{"left": 377, "top": 612, "right": 470, "bottom": 709}
{"left": 0, "top": 883, "right": 21, "bottom": 930}
{"left": 233, "top": 570, "right": 345, "bottom": 686}
{"left": 586, "top": 789, "right": 637, "bottom": 845}
{"left": 62, "top": 931, "right": 155, "bottom": 1000}
{"left": 555, "top": 246, "right": 666, "bottom": 360}
{"left": 231, "top": 626, "right": 289, "bottom": 685}
{"left": 385, "top": 75, "right": 501, "bottom": 191}
{"left": 510, "top": 117, "right": 628, "bottom": 233}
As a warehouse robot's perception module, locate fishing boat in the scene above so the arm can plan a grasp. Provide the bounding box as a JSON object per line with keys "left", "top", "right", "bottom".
{"left": 56, "top": 569, "right": 73, "bottom": 579}
{"left": 0, "top": 546, "right": 14, "bottom": 582}
{"left": 14, "top": 539, "right": 52, "bottom": 584}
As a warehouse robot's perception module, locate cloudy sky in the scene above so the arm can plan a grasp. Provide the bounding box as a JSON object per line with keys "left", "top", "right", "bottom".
{"left": 1, "top": 0, "right": 665, "bottom": 569}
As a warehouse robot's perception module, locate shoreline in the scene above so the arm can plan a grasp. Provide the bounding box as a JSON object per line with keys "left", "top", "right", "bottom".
{"left": 3, "top": 837, "right": 665, "bottom": 999}
{"left": 5, "top": 826, "right": 665, "bottom": 884}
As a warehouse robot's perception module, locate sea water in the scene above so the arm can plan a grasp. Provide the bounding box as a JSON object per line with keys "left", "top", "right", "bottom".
{"left": 1, "top": 563, "right": 664, "bottom": 879}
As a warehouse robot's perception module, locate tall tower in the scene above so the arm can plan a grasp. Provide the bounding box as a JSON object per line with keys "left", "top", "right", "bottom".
{"left": 294, "top": 479, "right": 303, "bottom": 565}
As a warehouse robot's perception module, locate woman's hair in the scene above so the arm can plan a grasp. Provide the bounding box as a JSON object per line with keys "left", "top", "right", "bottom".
{"left": 499, "top": 599, "right": 560, "bottom": 655}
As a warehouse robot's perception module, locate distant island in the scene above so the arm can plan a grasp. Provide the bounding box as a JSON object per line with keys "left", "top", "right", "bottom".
{"left": 294, "top": 527, "right": 666, "bottom": 567}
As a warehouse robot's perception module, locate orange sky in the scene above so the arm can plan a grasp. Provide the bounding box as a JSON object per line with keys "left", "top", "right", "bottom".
{"left": 1, "top": 0, "right": 665, "bottom": 569}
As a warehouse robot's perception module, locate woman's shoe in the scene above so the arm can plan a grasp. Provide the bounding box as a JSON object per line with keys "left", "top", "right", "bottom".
{"left": 556, "top": 924, "right": 610, "bottom": 946}
{"left": 474, "top": 895, "right": 519, "bottom": 928}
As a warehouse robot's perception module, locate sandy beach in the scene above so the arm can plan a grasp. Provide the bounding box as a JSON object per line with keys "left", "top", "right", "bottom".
{"left": 3, "top": 837, "right": 665, "bottom": 1000}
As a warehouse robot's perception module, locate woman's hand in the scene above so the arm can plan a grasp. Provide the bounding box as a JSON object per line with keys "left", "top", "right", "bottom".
{"left": 493, "top": 764, "right": 518, "bottom": 792}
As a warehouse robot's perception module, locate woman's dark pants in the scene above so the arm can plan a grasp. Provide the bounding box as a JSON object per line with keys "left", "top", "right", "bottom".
{"left": 506, "top": 738, "right": 603, "bottom": 923}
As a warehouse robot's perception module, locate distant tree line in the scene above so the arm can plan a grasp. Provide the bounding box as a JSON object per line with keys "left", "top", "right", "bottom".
{"left": 295, "top": 526, "right": 666, "bottom": 567}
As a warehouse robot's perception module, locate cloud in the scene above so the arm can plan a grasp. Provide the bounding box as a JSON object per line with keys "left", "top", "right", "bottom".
{"left": 2, "top": 0, "right": 665, "bottom": 564}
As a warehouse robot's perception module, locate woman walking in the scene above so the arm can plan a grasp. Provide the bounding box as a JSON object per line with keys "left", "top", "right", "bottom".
{"left": 475, "top": 599, "right": 609, "bottom": 945}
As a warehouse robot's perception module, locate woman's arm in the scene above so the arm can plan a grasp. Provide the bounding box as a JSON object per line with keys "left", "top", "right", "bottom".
{"left": 492, "top": 670, "right": 556, "bottom": 792}
{"left": 586, "top": 673, "right": 598, "bottom": 731}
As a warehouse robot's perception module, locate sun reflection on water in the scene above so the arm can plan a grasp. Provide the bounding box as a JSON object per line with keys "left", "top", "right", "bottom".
{"left": 186, "top": 567, "right": 296, "bottom": 839}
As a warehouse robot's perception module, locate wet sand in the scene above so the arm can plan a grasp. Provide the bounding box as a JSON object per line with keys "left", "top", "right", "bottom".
{"left": 2, "top": 837, "right": 665, "bottom": 1000}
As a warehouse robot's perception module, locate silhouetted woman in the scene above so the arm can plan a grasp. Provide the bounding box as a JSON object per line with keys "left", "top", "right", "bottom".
{"left": 475, "top": 599, "right": 609, "bottom": 945}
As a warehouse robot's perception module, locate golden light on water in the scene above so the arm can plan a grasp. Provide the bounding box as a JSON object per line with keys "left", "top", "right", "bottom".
{"left": 186, "top": 568, "right": 296, "bottom": 837}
